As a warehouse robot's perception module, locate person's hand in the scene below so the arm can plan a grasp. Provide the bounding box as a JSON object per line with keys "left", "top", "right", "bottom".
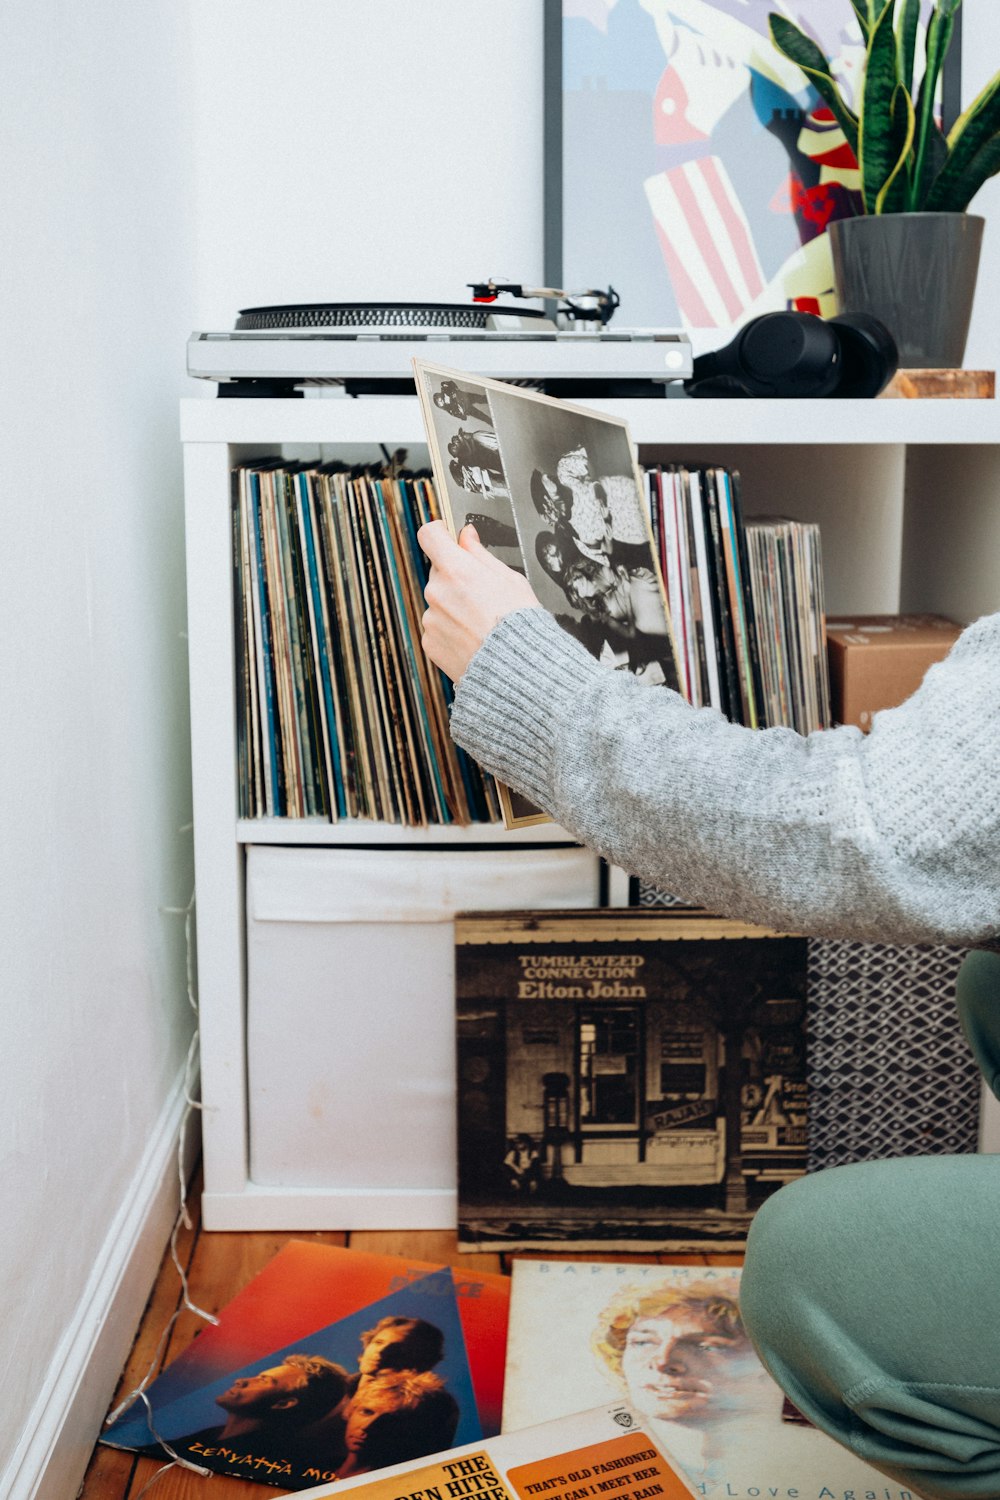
{"left": 418, "top": 520, "right": 542, "bottom": 682}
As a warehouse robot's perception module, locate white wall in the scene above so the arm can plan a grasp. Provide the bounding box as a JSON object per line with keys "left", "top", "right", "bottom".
{"left": 959, "top": 6, "right": 1000, "bottom": 371}
{"left": 0, "top": 1, "right": 198, "bottom": 1490}
{"left": 186, "top": 0, "right": 545, "bottom": 328}
{"left": 0, "top": 2, "right": 544, "bottom": 1493}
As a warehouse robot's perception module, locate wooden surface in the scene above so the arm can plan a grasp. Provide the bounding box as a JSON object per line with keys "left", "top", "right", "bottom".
{"left": 78, "top": 1175, "right": 741, "bottom": 1499}
{"left": 880, "top": 368, "right": 995, "bottom": 399}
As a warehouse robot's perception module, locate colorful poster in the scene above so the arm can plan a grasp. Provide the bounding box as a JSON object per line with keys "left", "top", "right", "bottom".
{"left": 558, "top": 1, "right": 938, "bottom": 332}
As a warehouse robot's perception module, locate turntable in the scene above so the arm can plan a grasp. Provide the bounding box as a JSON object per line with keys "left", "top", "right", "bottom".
{"left": 187, "top": 296, "right": 693, "bottom": 398}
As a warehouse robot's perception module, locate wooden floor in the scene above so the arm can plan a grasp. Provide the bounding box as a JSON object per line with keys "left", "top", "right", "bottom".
{"left": 79, "top": 1172, "right": 742, "bottom": 1500}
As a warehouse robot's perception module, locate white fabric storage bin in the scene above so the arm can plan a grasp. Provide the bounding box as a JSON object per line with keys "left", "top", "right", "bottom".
{"left": 246, "top": 843, "right": 600, "bottom": 1194}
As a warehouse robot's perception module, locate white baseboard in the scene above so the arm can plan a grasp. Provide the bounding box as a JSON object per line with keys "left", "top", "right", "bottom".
{"left": 1, "top": 1059, "right": 201, "bottom": 1500}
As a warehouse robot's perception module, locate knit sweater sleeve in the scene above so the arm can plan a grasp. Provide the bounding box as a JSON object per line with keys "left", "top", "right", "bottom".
{"left": 449, "top": 607, "right": 1000, "bottom": 947}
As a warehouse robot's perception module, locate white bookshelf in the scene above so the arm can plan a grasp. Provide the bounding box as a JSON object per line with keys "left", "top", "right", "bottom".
{"left": 181, "top": 393, "right": 997, "bottom": 446}
{"left": 235, "top": 819, "right": 587, "bottom": 845}
{"left": 182, "top": 392, "right": 1000, "bottom": 1229}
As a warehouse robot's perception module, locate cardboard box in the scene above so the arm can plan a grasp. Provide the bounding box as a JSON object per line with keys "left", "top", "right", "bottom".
{"left": 826, "top": 613, "right": 963, "bottom": 730}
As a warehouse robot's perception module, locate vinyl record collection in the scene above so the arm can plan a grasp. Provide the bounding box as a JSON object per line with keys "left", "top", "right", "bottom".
{"left": 645, "top": 465, "right": 831, "bottom": 734}
{"left": 234, "top": 458, "right": 831, "bottom": 823}
{"left": 233, "top": 461, "right": 501, "bottom": 824}
{"left": 745, "top": 514, "right": 832, "bottom": 734}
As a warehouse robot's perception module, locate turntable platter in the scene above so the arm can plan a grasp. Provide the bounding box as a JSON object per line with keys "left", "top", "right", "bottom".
{"left": 235, "top": 301, "right": 548, "bottom": 331}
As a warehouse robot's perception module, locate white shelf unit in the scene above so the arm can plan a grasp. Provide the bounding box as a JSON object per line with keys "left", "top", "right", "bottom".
{"left": 182, "top": 392, "right": 1000, "bottom": 1230}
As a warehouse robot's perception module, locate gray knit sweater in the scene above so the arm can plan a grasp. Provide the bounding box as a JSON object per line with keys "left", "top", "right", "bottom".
{"left": 450, "top": 607, "right": 1000, "bottom": 948}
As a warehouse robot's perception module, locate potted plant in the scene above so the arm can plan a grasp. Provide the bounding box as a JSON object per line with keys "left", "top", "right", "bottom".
{"left": 769, "top": 0, "right": 1000, "bottom": 367}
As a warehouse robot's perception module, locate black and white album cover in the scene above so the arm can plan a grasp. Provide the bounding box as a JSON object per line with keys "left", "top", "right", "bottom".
{"left": 454, "top": 910, "right": 808, "bottom": 1252}
{"left": 414, "top": 361, "right": 680, "bottom": 828}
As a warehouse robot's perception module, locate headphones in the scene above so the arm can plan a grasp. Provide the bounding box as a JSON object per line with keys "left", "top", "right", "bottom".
{"left": 685, "top": 310, "right": 898, "bottom": 399}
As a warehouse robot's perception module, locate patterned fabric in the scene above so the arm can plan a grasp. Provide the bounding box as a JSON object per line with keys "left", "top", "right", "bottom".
{"left": 638, "top": 885, "right": 980, "bottom": 1171}
{"left": 807, "top": 940, "right": 979, "bottom": 1171}
{"left": 636, "top": 880, "right": 696, "bottom": 910}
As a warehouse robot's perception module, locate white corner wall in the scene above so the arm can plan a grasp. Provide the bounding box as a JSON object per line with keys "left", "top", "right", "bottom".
{"left": 0, "top": 3, "right": 545, "bottom": 1495}
{"left": 0, "top": 2, "right": 199, "bottom": 1494}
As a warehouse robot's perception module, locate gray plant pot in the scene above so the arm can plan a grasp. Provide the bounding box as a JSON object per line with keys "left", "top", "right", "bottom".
{"left": 828, "top": 212, "right": 985, "bottom": 369}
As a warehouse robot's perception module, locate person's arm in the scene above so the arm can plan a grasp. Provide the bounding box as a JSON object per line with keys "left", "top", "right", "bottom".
{"left": 458, "top": 608, "right": 1000, "bottom": 947}
{"left": 418, "top": 522, "right": 1000, "bottom": 948}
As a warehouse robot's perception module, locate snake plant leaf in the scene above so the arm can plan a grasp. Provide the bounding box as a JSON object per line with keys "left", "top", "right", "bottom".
{"left": 896, "top": 0, "right": 920, "bottom": 96}
{"left": 911, "top": 4, "right": 956, "bottom": 207}
{"left": 859, "top": 0, "right": 901, "bottom": 213}
{"left": 768, "top": 15, "right": 859, "bottom": 156}
{"left": 927, "top": 128, "right": 1000, "bottom": 211}
{"left": 910, "top": 117, "right": 950, "bottom": 207}
{"left": 876, "top": 84, "right": 916, "bottom": 212}
{"left": 849, "top": 0, "right": 872, "bottom": 42}
{"left": 940, "top": 69, "right": 1000, "bottom": 192}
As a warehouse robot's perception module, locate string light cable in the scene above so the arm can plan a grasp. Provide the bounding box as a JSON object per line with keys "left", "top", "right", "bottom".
{"left": 103, "top": 882, "right": 219, "bottom": 1490}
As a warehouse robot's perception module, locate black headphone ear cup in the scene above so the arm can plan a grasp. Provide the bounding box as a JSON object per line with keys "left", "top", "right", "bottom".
{"left": 827, "top": 313, "right": 899, "bottom": 398}
{"left": 684, "top": 374, "right": 756, "bottom": 398}
{"left": 686, "top": 310, "right": 897, "bottom": 399}
{"left": 687, "top": 327, "right": 749, "bottom": 397}
{"left": 738, "top": 311, "right": 842, "bottom": 397}
{"left": 687, "top": 311, "right": 842, "bottom": 398}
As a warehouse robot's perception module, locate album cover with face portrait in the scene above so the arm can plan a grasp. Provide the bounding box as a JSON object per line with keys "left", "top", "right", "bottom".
{"left": 413, "top": 359, "right": 680, "bottom": 829}
{"left": 502, "top": 1262, "right": 899, "bottom": 1500}
{"left": 455, "top": 910, "right": 808, "bottom": 1254}
{"left": 101, "top": 1241, "right": 509, "bottom": 1491}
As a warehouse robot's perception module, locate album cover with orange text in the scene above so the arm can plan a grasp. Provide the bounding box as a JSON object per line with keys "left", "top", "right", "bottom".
{"left": 296, "top": 1399, "right": 696, "bottom": 1500}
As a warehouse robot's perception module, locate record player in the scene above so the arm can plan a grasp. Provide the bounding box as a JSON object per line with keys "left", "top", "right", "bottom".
{"left": 187, "top": 284, "right": 693, "bottom": 397}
